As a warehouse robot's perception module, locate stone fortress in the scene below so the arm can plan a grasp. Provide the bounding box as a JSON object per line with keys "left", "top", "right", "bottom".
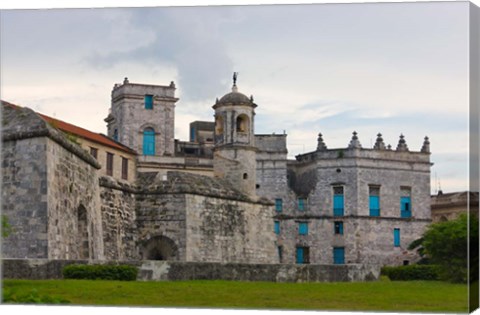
{"left": 1, "top": 74, "right": 433, "bottom": 279}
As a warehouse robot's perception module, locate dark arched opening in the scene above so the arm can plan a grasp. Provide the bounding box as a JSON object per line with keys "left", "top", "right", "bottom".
{"left": 77, "top": 204, "right": 89, "bottom": 259}
{"left": 141, "top": 235, "right": 178, "bottom": 261}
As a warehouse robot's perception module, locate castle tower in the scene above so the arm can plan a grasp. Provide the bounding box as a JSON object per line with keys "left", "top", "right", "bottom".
{"left": 104, "top": 77, "right": 179, "bottom": 156}
{"left": 212, "top": 73, "right": 257, "bottom": 197}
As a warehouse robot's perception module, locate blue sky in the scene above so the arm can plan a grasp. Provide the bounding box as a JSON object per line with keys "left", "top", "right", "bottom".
{"left": 0, "top": 0, "right": 474, "bottom": 193}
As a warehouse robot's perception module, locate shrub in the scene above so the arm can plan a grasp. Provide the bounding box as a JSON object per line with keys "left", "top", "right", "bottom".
{"left": 2, "top": 288, "right": 70, "bottom": 304}
{"left": 63, "top": 264, "right": 138, "bottom": 281}
{"left": 381, "top": 265, "right": 441, "bottom": 281}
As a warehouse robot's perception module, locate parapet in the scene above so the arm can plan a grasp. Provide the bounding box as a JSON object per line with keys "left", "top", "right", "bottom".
{"left": 111, "top": 77, "right": 178, "bottom": 101}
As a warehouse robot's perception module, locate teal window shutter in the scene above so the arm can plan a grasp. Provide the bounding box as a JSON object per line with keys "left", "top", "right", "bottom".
{"left": 369, "top": 195, "right": 380, "bottom": 216}
{"left": 298, "top": 222, "right": 308, "bottom": 235}
{"left": 143, "top": 128, "right": 155, "bottom": 155}
{"left": 298, "top": 198, "right": 305, "bottom": 211}
{"left": 275, "top": 199, "right": 283, "bottom": 212}
{"left": 334, "top": 221, "right": 344, "bottom": 235}
{"left": 333, "top": 247, "right": 345, "bottom": 264}
{"left": 400, "top": 197, "right": 411, "bottom": 218}
{"left": 333, "top": 195, "right": 344, "bottom": 216}
{"left": 274, "top": 221, "right": 280, "bottom": 235}
{"left": 190, "top": 126, "right": 195, "bottom": 142}
{"left": 394, "top": 228, "right": 400, "bottom": 247}
{"left": 145, "top": 95, "right": 153, "bottom": 109}
{"left": 296, "top": 247, "right": 304, "bottom": 264}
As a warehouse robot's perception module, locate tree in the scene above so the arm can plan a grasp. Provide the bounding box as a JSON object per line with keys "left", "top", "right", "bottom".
{"left": 418, "top": 213, "right": 478, "bottom": 283}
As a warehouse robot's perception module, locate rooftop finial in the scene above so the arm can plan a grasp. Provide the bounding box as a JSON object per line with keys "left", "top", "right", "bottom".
{"left": 233, "top": 72, "right": 238, "bottom": 86}
{"left": 123, "top": 77, "right": 129, "bottom": 84}
{"left": 348, "top": 131, "right": 362, "bottom": 149}
{"left": 421, "top": 136, "right": 430, "bottom": 153}
{"left": 396, "top": 134, "right": 409, "bottom": 152}
{"left": 317, "top": 132, "right": 327, "bottom": 151}
{"left": 374, "top": 133, "right": 386, "bottom": 150}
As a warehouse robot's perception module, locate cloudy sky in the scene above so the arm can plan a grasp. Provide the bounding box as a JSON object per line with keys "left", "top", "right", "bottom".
{"left": 0, "top": 0, "right": 473, "bottom": 193}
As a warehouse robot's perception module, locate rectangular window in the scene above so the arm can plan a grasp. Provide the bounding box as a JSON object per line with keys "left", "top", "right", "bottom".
{"left": 333, "top": 186, "right": 344, "bottom": 216}
{"left": 274, "top": 221, "right": 280, "bottom": 235}
{"left": 400, "top": 187, "right": 412, "bottom": 218}
{"left": 275, "top": 198, "right": 283, "bottom": 212}
{"left": 106, "top": 152, "right": 114, "bottom": 176}
{"left": 145, "top": 95, "right": 153, "bottom": 109}
{"left": 278, "top": 246, "right": 283, "bottom": 263}
{"left": 190, "top": 126, "right": 196, "bottom": 142}
{"left": 90, "top": 147, "right": 98, "bottom": 159}
{"left": 394, "top": 228, "right": 401, "bottom": 247}
{"left": 296, "top": 246, "right": 310, "bottom": 264}
{"left": 121, "top": 157, "right": 128, "bottom": 180}
{"left": 298, "top": 198, "right": 306, "bottom": 211}
{"left": 334, "top": 221, "right": 344, "bottom": 235}
{"left": 298, "top": 222, "right": 308, "bottom": 235}
{"left": 369, "top": 186, "right": 380, "bottom": 216}
{"left": 333, "top": 247, "right": 345, "bottom": 264}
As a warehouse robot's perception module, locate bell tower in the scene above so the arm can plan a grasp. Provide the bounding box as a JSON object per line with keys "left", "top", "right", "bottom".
{"left": 212, "top": 73, "right": 257, "bottom": 197}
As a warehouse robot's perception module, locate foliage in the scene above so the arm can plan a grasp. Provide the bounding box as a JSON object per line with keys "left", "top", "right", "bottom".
{"left": 381, "top": 265, "right": 441, "bottom": 281}
{"left": 421, "top": 213, "right": 478, "bottom": 283}
{"left": 2, "top": 215, "right": 12, "bottom": 238}
{"left": 62, "top": 264, "right": 138, "bottom": 281}
{"left": 2, "top": 279, "right": 468, "bottom": 312}
{"left": 2, "top": 288, "right": 70, "bottom": 304}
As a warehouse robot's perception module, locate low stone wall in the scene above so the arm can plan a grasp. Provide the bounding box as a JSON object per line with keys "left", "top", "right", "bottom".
{"left": 2, "top": 259, "right": 380, "bottom": 282}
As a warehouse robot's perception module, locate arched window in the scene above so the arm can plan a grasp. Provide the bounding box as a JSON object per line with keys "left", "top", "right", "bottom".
{"left": 236, "top": 114, "right": 249, "bottom": 133}
{"left": 215, "top": 115, "right": 224, "bottom": 135}
{"left": 143, "top": 128, "right": 155, "bottom": 156}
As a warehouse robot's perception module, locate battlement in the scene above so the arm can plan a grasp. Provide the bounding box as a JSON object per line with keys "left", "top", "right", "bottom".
{"left": 296, "top": 131, "right": 431, "bottom": 165}
{"left": 111, "top": 77, "right": 178, "bottom": 101}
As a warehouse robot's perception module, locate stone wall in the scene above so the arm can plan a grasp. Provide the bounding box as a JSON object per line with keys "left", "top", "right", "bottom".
{"left": 2, "top": 259, "right": 380, "bottom": 282}
{"left": 99, "top": 176, "right": 138, "bottom": 261}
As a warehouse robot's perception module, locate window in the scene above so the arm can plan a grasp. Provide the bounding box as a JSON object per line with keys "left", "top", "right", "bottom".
{"left": 278, "top": 246, "right": 283, "bottom": 263}
{"left": 334, "top": 221, "right": 344, "bottom": 235}
{"left": 236, "top": 114, "right": 249, "bottom": 132}
{"left": 296, "top": 246, "right": 310, "bottom": 264}
{"left": 394, "top": 228, "right": 401, "bottom": 247}
{"left": 122, "top": 157, "right": 128, "bottom": 180}
{"left": 243, "top": 173, "right": 248, "bottom": 180}
{"left": 400, "top": 187, "right": 412, "bottom": 218}
{"left": 275, "top": 199, "right": 283, "bottom": 212}
{"left": 333, "top": 186, "right": 344, "bottom": 216}
{"left": 274, "top": 221, "right": 280, "bottom": 235}
{"left": 143, "top": 128, "right": 155, "bottom": 155}
{"left": 106, "top": 152, "right": 114, "bottom": 176}
{"left": 369, "top": 186, "right": 380, "bottom": 216}
{"left": 145, "top": 95, "right": 153, "bottom": 109}
{"left": 113, "top": 129, "right": 118, "bottom": 141}
{"left": 190, "top": 126, "right": 195, "bottom": 142}
{"left": 333, "top": 247, "right": 345, "bottom": 264}
{"left": 298, "top": 222, "right": 308, "bottom": 235}
{"left": 90, "top": 147, "right": 98, "bottom": 159}
{"left": 298, "top": 198, "right": 306, "bottom": 211}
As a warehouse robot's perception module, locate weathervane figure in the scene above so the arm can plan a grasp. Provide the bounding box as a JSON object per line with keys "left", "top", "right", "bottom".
{"left": 233, "top": 72, "right": 238, "bottom": 86}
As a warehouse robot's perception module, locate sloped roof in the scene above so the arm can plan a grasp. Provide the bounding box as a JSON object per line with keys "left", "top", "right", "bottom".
{"left": 2, "top": 100, "right": 136, "bottom": 155}
{"left": 2, "top": 101, "right": 101, "bottom": 169}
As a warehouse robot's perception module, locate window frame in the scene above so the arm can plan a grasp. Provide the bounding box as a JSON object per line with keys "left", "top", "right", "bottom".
{"left": 144, "top": 94, "right": 154, "bottom": 110}
{"left": 275, "top": 198, "right": 283, "bottom": 212}
{"left": 298, "top": 222, "right": 309, "bottom": 235}
{"left": 106, "top": 152, "right": 114, "bottom": 176}
{"left": 334, "top": 221, "right": 344, "bottom": 235}
{"left": 274, "top": 221, "right": 280, "bottom": 235}
{"left": 394, "top": 228, "right": 401, "bottom": 247}
{"left": 121, "top": 157, "right": 128, "bottom": 180}
{"left": 333, "top": 247, "right": 345, "bottom": 265}
{"left": 333, "top": 186, "right": 344, "bottom": 216}
{"left": 369, "top": 185, "right": 381, "bottom": 216}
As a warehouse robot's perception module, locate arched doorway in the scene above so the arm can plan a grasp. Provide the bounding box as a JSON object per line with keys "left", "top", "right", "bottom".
{"left": 77, "top": 204, "right": 89, "bottom": 259}
{"left": 141, "top": 235, "right": 178, "bottom": 261}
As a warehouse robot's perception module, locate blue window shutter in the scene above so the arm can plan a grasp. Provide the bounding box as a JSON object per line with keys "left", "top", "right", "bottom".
{"left": 274, "top": 221, "right": 280, "bottom": 235}
{"left": 333, "top": 195, "right": 344, "bottom": 216}
{"left": 275, "top": 199, "right": 283, "bottom": 212}
{"left": 299, "top": 222, "right": 308, "bottom": 235}
{"left": 113, "top": 129, "right": 118, "bottom": 141}
{"left": 401, "top": 197, "right": 411, "bottom": 218}
{"left": 334, "top": 221, "right": 344, "bottom": 235}
{"left": 190, "top": 126, "right": 195, "bottom": 142}
{"left": 333, "top": 247, "right": 345, "bottom": 264}
{"left": 143, "top": 128, "right": 155, "bottom": 155}
{"left": 145, "top": 95, "right": 153, "bottom": 109}
{"left": 394, "top": 229, "right": 400, "bottom": 247}
{"left": 369, "top": 196, "right": 380, "bottom": 216}
{"left": 298, "top": 198, "right": 305, "bottom": 211}
{"left": 296, "top": 247, "right": 304, "bottom": 264}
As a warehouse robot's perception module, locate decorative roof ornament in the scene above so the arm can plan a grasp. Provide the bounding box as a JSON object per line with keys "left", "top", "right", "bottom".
{"left": 170, "top": 81, "right": 176, "bottom": 88}
{"left": 374, "top": 133, "right": 386, "bottom": 150}
{"left": 396, "top": 134, "right": 409, "bottom": 152}
{"left": 348, "top": 131, "right": 362, "bottom": 149}
{"left": 387, "top": 144, "right": 392, "bottom": 150}
{"left": 123, "top": 77, "right": 129, "bottom": 84}
{"left": 215, "top": 97, "right": 219, "bottom": 104}
{"left": 421, "top": 136, "right": 430, "bottom": 153}
{"left": 250, "top": 95, "right": 254, "bottom": 102}
{"left": 316, "top": 132, "right": 327, "bottom": 151}
{"left": 232, "top": 72, "right": 239, "bottom": 92}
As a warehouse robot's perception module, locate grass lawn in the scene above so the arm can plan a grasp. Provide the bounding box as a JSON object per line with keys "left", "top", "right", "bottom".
{"left": 2, "top": 278, "right": 469, "bottom": 313}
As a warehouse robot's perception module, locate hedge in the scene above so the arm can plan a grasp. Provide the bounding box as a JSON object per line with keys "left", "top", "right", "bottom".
{"left": 381, "top": 265, "right": 441, "bottom": 281}
{"left": 62, "top": 264, "right": 138, "bottom": 281}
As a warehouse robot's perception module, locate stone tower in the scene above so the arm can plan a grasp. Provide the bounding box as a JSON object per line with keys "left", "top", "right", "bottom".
{"left": 104, "top": 77, "right": 179, "bottom": 156}
{"left": 212, "top": 73, "right": 257, "bottom": 197}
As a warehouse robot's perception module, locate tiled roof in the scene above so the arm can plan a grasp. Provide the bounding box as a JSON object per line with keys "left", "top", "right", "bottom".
{"left": 2, "top": 100, "right": 136, "bottom": 155}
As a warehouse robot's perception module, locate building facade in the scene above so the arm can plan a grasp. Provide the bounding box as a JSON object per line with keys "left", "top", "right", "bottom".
{"left": 2, "top": 76, "right": 433, "bottom": 268}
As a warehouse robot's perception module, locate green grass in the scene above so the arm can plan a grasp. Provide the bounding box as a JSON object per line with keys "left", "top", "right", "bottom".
{"left": 2, "top": 278, "right": 468, "bottom": 312}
